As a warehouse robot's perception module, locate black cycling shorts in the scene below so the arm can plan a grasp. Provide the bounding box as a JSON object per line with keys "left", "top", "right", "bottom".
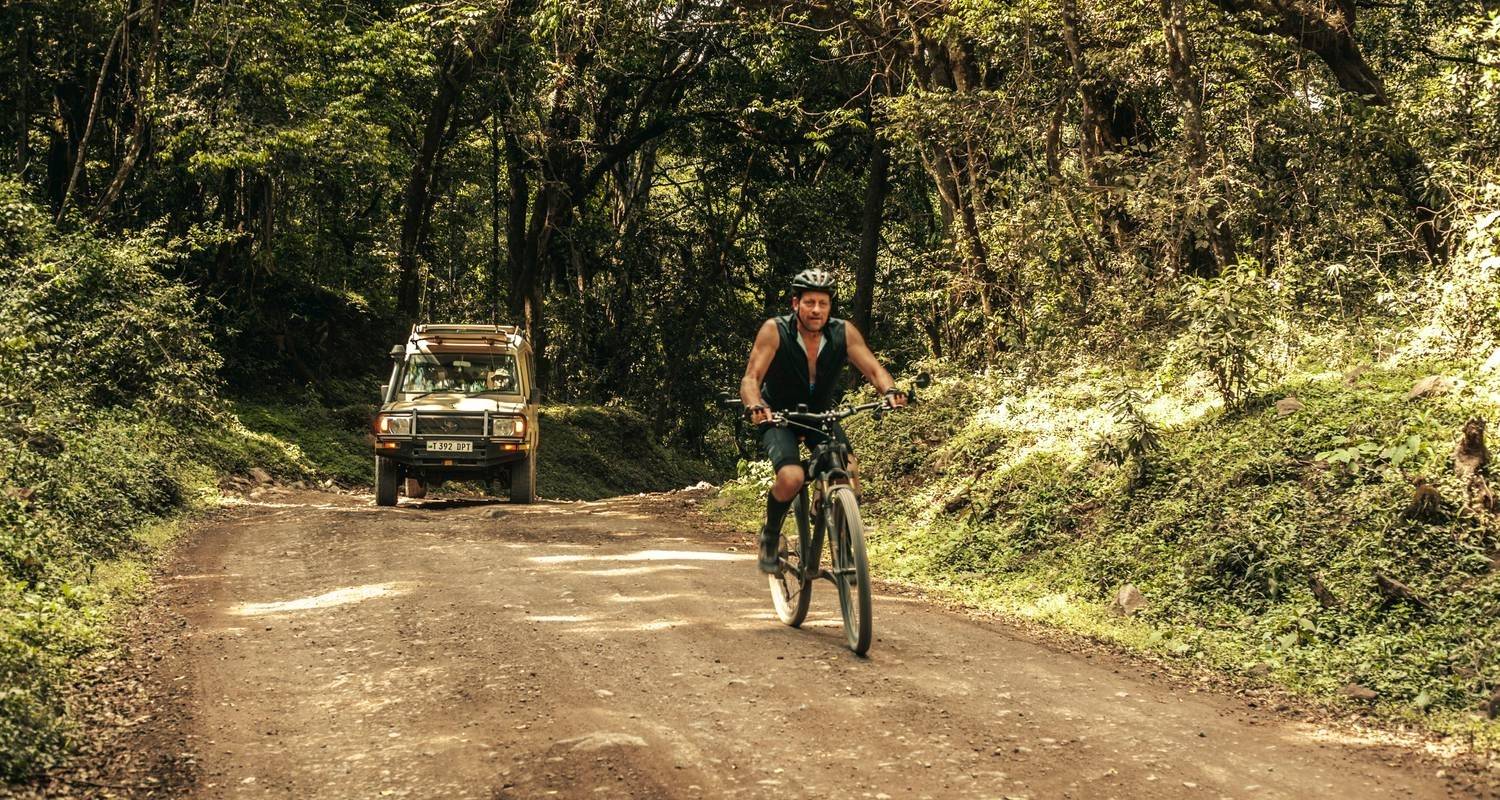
{"left": 761, "top": 419, "right": 850, "bottom": 474}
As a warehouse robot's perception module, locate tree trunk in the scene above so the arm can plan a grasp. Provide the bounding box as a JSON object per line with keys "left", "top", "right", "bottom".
{"left": 395, "top": 11, "right": 515, "bottom": 322}
{"left": 909, "top": 35, "right": 1009, "bottom": 359}
{"left": 504, "top": 130, "right": 530, "bottom": 317}
{"left": 1209, "top": 0, "right": 1386, "bottom": 103}
{"left": 396, "top": 56, "right": 464, "bottom": 321}
{"left": 489, "top": 99, "right": 502, "bottom": 321}
{"left": 1210, "top": 0, "right": 1447, "bottom": 262}
{"left": 852, "top": 131, "right": 889, "bottom": 337}
{"left": 1381, "top": 130, "right": 1452, "bottom": 265}
{"left": 1059, "top": 0, "right": 1146, "bottom": 249}
{"left": 57, "top": 4, "right": 141, "bottom": 222}
{"left": 16, "top": 6, "right": 31, "bottom": 175}
{"left": 1159, "top": 0, "right": 1235, "bottom": 275}
{"left": 94, "top": 0, "right": 161, "bottom": 221}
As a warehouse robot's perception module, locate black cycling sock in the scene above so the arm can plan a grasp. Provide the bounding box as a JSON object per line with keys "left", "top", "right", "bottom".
{"left": 764, "top": 492, "right": 793, "bottom": 536}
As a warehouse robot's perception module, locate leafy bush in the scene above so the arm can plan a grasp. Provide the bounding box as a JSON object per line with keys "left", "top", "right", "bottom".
{"left": 1175, "top": 264, "right": 1276, "bottom": 408}
{"left": 0, "top": 179, "right": 222, "bottom": 779}
{"left": 1094, "top": 387, "right": 1163, "bottom": 490}
{"left": 1424, "top": 206, "right": 1500, "bottom": 356}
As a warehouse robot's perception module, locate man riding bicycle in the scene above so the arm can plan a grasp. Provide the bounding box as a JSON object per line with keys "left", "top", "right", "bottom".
{"left": 739, "top": 268, "right": 907, "bottom": 574}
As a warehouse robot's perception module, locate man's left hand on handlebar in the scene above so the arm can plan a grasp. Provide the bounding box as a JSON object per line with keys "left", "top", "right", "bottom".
{"left": 882, "top": 387, "right": 908, "bottom": 409}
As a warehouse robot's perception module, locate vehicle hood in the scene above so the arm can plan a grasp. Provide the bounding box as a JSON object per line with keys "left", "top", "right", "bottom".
{"left": 382, "top": 395, "right": 528, "bottom": 415}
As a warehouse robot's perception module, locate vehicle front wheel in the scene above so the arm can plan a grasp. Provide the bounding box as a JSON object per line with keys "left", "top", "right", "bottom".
{"left": 509, "top": 452, "right": 536, "bottom": 504}
{"left": 375, "top": 456, "right": 399, "bottom": 506}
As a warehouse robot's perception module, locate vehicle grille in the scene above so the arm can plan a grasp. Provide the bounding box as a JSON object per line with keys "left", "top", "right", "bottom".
{"left": 415, "top": 415, "right": 486, "bottom": 436}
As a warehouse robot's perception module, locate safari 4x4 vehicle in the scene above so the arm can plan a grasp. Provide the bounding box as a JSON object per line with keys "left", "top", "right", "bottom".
{"left": 372, "top": 324, "right": 540, "bottom": 506}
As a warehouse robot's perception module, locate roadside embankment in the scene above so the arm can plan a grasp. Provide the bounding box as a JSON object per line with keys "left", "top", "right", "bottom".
{"left": 710, "top": 356, "right": 1500, "bottom": 752}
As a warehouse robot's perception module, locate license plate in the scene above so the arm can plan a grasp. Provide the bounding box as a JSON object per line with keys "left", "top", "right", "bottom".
{"left": 426, "top": 440, "right": 473, "bottom": 453}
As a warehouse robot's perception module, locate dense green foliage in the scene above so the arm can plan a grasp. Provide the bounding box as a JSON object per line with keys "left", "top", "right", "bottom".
{"left": 7, "top": 0, "right": 1500, "bottom": 400}
{"left": 0, "top": 177, "right": 220, "bottom": 778}
{"left": 5, "top": 0, "right": 1500, "bottom": 778}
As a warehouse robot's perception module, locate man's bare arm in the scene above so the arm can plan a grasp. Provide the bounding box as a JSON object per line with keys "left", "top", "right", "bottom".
{"left": 740, "top": 319, "right": 780, "bottom": 410}
{"left": 845, "top": 323, "right": 896, "bottom": 395}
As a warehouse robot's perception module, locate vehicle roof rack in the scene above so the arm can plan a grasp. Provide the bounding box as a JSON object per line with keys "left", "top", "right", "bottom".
{"left": 413, "top": 323, "right": 521, "bottom": 337}
{"left": 410, "top": 323, "right": 526, "bottom": 347}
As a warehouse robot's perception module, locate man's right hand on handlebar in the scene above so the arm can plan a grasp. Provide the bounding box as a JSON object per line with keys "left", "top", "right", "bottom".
{"left": 746, "top": 404, "right": 775, "bottom": 427}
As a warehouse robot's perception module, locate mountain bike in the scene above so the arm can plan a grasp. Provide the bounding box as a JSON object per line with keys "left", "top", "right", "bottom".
{"left": 721, "top": 375, "right": 927, "bottom": 655}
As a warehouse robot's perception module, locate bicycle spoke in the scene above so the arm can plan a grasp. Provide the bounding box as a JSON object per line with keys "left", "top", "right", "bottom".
{"left": 767, "top": 490, "right": 813, "bottom": 627}
{"left": 830, "top": 487, "right": 872, "bottom": 655}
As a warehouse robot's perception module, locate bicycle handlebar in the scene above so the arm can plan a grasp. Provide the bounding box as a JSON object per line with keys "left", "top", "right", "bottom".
{"left": 717, "top": 398, "right": 888, "bottom": 435}
{"left": 718, "top": 371, "right": 932, "bottom": 432}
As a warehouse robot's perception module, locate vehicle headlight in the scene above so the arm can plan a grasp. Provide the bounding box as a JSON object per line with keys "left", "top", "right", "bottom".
{"left": 376, "top": 414, "right": 412, "bottom": 435}
{"left": 490, "top": 416, "right": 526, "bottom": 438}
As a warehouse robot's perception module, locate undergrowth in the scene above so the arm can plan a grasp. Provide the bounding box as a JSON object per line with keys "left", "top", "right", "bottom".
{"left": 711, "top": 354, "right": 1500, "bottom": 749}
{"left": 537, "top": 406, "right": 721, "bottom": 500}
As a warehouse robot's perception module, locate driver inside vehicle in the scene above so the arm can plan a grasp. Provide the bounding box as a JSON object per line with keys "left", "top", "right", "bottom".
{"left": 486, "top": 367, "right": 517, "bottom": 393}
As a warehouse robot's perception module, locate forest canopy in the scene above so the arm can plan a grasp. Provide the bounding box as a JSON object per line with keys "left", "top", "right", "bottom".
{"left": 4, "top": 0, "right": 1499, "bottom": 422}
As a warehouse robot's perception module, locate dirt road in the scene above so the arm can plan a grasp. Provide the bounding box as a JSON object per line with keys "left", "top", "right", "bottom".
{"left": 121, "top": 488, "right": 1479, "bottom": 799}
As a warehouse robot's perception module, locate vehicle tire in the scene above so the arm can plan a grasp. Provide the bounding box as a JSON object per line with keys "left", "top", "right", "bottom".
{"left": 375, "top": 456, "right": 399, "bottom": 507}
{"left": 404, "top": 478, "right": 427, "bottom": 499}
{"left": 509, "top": 452, "right": 536, "bottom": 504}
{"left": 830, "top": 486, "right": 872, "bottom": 655}
{"left": 768, "top": 490, "right": 813, "bottom": 627}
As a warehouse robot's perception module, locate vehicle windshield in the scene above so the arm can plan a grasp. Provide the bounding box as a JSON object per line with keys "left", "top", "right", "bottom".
{"left": 398, "top": 353, "right": 521, "bottom": 397}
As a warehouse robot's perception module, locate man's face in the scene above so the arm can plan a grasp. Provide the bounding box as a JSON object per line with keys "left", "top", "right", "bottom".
{"left": 792, "top": 291, "right": 832, "bottom": 332}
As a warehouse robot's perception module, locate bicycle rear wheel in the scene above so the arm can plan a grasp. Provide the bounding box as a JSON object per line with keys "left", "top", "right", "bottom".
{"left": 767, "top": 490, "right": 812, "bottom": 627}
{"left": 829, "top": 486, "right": 872, "bottom": 655}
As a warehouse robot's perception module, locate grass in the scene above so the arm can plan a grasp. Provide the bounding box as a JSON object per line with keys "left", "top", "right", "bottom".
{"left": 708, "top": 353, "right": 1500, "bottom": 750}
{"left": 214, "top": 401, "right": 377, "bottom": 486}
{"left": 537, "top": 405, "right": 722, "bottom": 500}
{"left": 220, "top": 400, "right": 724, "bottom": 499}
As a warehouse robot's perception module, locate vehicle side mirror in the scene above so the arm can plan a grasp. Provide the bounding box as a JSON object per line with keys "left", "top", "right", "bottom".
{"left": 389, "top": 345, "right": 404, "bottom": 360}
{"left": 529, "top": 386, "right": 541, "bottom": 404}
{"left": 914, "top": 372, "right": 932, "bottom": 389}
{"left": 379, "top": 384, "right": 389, "bottom": 400}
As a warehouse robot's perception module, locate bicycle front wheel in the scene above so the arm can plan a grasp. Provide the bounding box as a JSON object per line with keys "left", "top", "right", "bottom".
{"left": 829, "top": 486, "right": 872, "bottom": 655}
{"left": 768, "top": 489, "right": 812, "bottom": 627}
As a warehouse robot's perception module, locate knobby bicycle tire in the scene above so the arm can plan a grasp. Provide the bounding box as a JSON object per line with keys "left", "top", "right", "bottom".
{"left": 830, "top": 486, "right": 872, "bottom": 654}
{"left": 768, "top": 489, "right": 813, "bottom": 627}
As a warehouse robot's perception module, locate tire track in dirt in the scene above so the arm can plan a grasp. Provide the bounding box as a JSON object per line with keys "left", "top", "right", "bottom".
{"left": 133, "top": 488, "right": 1476, "bottom": 799}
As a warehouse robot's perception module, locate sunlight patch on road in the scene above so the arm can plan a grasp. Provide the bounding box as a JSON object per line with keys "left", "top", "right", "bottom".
{"left": 607, "top": 593, "right": 687, "bottom": 604}
{"left": 568, "top": 565, "right": 703, "bottom": 577}
{"left": 530, "top": 549, "right": 752, "bottom": 565}
{"left": 1293, "top": 723, "right": 1444, "bottom": 754}
{"left": 559, "top": 732, "right": 648, "bottom": 751}
{"left": 228, "top": 582, "right": 410, "bottom": 616}
{"left": 559, "top": 619, "right": 690, "bottom": 634}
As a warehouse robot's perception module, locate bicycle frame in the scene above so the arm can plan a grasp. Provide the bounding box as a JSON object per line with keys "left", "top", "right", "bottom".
{"left": 719, "top": 372, "right": 929, "bottom": 654}
{"left": 782, "top": 414, "right": 861, "bottom": 587}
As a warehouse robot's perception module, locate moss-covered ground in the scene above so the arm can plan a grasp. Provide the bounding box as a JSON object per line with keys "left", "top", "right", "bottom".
{"left": 710, "top": 356, "right": 1500, "bottom": 748}
{"left": 217, "top": 400, "right": 722, "bottom": 500}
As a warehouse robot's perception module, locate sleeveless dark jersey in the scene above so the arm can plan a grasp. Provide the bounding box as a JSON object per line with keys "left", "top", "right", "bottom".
{"left": 761, "top": 313, "right": 848, "bottom": 413}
